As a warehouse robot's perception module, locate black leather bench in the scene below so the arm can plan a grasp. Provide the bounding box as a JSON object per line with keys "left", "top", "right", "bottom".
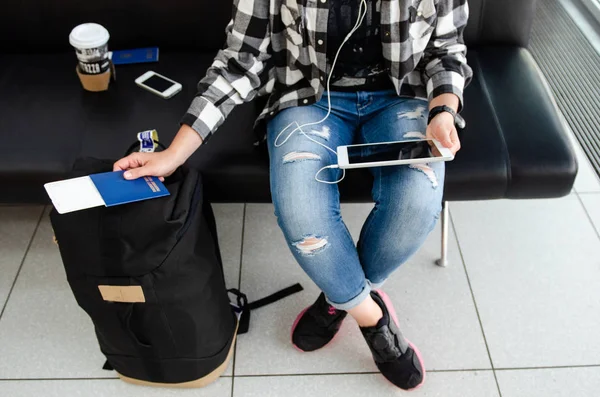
{"left": 0, "top": 0, "right": 577, "bottom": 265}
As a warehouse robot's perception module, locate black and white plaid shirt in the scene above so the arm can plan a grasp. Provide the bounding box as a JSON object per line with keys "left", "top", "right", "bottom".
{"left": 181, "top": 0, "right": 473, "bottom": 143}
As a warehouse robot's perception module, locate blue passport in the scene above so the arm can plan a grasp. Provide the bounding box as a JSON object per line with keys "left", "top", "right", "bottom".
{"left": 111, "top": 47, "right": 159, "bottom": 65}
{"left": 89, "top": 171, "right": 170, "bottom": 207}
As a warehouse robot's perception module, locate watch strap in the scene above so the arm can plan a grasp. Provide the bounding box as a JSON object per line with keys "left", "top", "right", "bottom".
{"left": 427, "top": 105, "right": 457, "bottom": 125}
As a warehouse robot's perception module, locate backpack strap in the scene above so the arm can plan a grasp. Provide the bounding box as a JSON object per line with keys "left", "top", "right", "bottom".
{"left": 102, "top": 284, "right": 304, "bottom": 371}
{"left": 247, "top": 283, "right": 304, "bottom": 310}
{"left": 228, "top": 283, "right": 303, "bottom": 335}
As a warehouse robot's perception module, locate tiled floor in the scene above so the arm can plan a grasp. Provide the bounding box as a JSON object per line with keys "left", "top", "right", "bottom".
{"left": 2, "top": 178, "right": 600, "bottom": 396}
{"left": 2, "top": 151, "right": 600, "bottom": 397}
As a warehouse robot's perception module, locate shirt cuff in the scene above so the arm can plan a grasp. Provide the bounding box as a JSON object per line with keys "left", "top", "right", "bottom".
{"left": 179, "top": 96, "right": 225, "bottom": 143}
{"left": 426, "top": 70, "right": 466, "bottom": 112}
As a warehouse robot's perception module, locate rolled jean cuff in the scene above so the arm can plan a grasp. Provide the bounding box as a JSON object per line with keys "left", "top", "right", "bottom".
{"left": 369, "top": 279, "right": 386, "bottom": 291}
{"left": 325, "top": 280, "right": 377, "bottom": 311}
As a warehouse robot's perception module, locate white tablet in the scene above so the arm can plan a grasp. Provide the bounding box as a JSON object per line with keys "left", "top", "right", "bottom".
{"left": 337, "top": 139, "right": 454, "bottom": 169}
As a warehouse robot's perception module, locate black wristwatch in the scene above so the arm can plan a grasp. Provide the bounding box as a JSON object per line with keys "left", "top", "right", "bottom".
{"left": 427, "top": 105, "right": 457, "bottom": 125}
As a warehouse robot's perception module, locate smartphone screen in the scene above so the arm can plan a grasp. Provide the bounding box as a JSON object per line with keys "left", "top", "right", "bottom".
{"left": 142, "top": 75, "right": 175, "bottom": 93}
{"left": 347, "top": 140, "right": 438, "bottom": 164}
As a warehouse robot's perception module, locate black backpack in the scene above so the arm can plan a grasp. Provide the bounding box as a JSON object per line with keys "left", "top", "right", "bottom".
{"left": 50, "top": 156, "right": 301, "bottom": 387}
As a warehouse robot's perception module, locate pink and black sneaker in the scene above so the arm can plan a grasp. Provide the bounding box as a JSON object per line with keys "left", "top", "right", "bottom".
{"left": 360, "top": 290, "right": 426, "bottom": 391}
{"left": 291, "top": 293, "right": 347, "bottom": 352}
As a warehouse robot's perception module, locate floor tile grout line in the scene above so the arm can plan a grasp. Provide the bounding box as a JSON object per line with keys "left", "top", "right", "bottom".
{"left": 575, "top": 190, "right": 600, "bottom": 195}
{"left": 0, "top": 206, "right": 45, "bottom": 322}
{"left": 231, "top": 203, "right": 247, "bottom": 397}
{"left": 449, "top": 210, "right": 503, "bottom": 397}
{"left": 449, "top": 210, "right": 496, "bottom": 369}
{"left": 0, "top": 376, "right": 235, "bottom": 382}
{"left": 229, "top": 369, "right": 495, "bottom": 378}
{"left": 495, "top": 363, "right": 600, "bottom": 371}
{"left": 0, "top": 378, "right": 121, "bottom": 382}
{"left": 4, "top": 364, "right": 600, "bottom": 382}
{"left": 574, "top": 191, "right": 600, "bottom": 241}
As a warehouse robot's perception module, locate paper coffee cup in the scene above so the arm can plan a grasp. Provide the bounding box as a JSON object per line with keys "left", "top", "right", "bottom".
{"left": 69, "top": 23, "right": 110, "bottom": 75}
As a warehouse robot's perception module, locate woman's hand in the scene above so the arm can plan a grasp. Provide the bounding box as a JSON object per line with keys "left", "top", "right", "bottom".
{"left": 426, "top": 94, "right": 461, "bottom": 156}
{"left": 426, "top": 112, "right": 461, "bottom": 157}
{"left": 113, "top": 149, "right": 183, "bottom": 182}
{"left": 113, "top": 124, "right": 204, "bottom": 181}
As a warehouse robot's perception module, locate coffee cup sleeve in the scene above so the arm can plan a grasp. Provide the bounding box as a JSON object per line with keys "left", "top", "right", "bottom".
{"left": 76, "top": 60, "right": 116, "bottom": 92}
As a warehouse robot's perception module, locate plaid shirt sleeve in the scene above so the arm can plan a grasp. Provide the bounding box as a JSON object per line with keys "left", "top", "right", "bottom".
{"left": 181, "top": 0, "right": 273, "bottom": 142}
{"left": 421, "top": 0, "right": 473, "bottom": 111}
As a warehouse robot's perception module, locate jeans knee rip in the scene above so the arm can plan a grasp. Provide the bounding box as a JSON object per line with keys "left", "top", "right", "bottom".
{"left": 409, "top": 164, "right": 439, "bottom": 188}
{"left": 306, "top": 126, "right": 331, "bottom": 140}
{"left": 397, "top": 106, "right": 427, "bottom": 120}
{"left": 283, "top": 151, "right": 321, "bottom": 164}
{"left": 403, "top": 131, "right": 426, "bottom": 139}
{"left": 292, "top": 235, "right": 329, "bottom": 256}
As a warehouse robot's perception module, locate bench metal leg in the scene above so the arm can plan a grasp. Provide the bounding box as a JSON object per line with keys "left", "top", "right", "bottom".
{"left": 435, "top": 201, "right": 449, "bottom": 267}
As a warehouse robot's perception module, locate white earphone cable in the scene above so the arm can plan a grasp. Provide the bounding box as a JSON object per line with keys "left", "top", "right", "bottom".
{"left": 274, "top": 0, "right": 368, "bottom": 184}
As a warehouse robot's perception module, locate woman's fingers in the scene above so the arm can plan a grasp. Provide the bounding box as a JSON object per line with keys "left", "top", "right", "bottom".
{"left": 113, "top": 153, "right": 149, "bottom": 180}
{"left": 112, "top": 157, "right": 130, "bottom": 172}
{"left": 112, "top": 150, "right": 179, "bottom": 181}
{"left": 439, "top": 129, "right": 454, "bottom": 148}
{"left": 448, "top": 126, "right": 461, "bottom": 155}
{"left": 426, "top": 121, "right": 452, "bottom": 148}
{"left": 123, "top": 165, "right": 156, "bottom": 180}
{"left": 113, "top": 153, "right": 145, "bottom": 172}
{"left": 427, "top": 122, "right": 461, "bottom": 156}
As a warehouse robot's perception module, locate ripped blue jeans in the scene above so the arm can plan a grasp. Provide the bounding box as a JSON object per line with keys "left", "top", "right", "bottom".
{"left": 267, "top": 90, "right": 444, "bottom": 310}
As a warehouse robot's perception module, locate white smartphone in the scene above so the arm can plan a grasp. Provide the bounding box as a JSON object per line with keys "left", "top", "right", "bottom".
{"left": 337, "top": 139, "right": 454, "bottom": 169}
{"left": 135, "top": 71, "right": 182, "bottom": 99}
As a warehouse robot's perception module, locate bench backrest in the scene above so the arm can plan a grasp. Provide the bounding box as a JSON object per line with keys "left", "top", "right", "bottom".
{"left": 0, "top": 0, "right": 535, "bottom": 53}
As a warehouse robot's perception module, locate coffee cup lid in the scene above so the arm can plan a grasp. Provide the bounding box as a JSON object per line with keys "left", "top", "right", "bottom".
{"left": 69, "top": 23, "right": 109, "bottom": 49}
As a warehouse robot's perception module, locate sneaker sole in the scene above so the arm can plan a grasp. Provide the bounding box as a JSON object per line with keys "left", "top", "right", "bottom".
{"left": 376, "top": 289, "right": 426, "bottom": 391}
{"left": 290, "top": 306, "right": 342, "bottom": 353}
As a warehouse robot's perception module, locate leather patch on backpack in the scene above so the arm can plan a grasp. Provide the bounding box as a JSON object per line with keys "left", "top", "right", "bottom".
{"left": 98, "top": 285, "right": 146, "bottom": 303}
